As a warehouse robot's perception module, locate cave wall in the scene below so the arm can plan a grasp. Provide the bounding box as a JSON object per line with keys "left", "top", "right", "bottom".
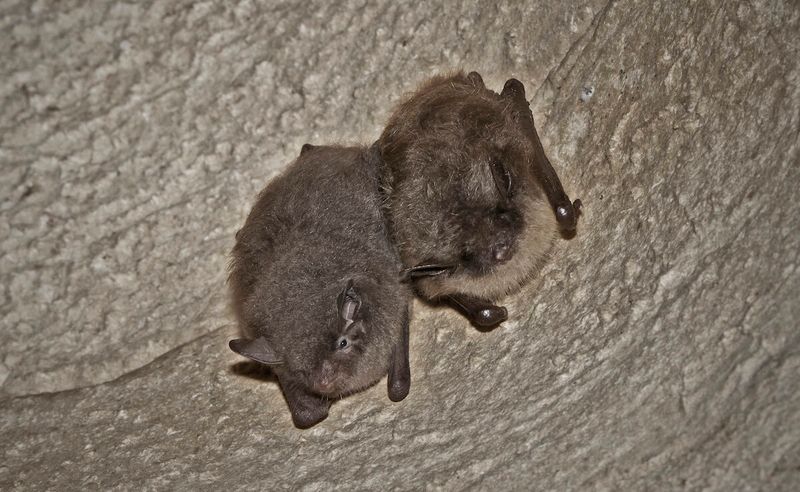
{"left": 1, "top": 0, "right": 798, "bottom": 489}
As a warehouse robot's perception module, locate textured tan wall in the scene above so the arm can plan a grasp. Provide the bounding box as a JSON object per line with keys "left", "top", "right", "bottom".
{"left": 1, "top": 0, "right": 798, "bottom": 489}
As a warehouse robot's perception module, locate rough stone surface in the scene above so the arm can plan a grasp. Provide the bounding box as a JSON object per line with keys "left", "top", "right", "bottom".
{"left": 1, "top": 0, "right": 798, "bottom": 489}
{"left": 0, "top": 0, "right": 601, "bottom": 398}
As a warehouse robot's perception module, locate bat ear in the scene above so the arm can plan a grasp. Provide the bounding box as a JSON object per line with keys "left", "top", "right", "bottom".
{"left": 467, "top": 71, "right": 485, "bottom": 88}
{"left": 500, "top": 78, "right": 527, "bottom": 101}
{"left": 300, "top": 143, "right": 316, "bottom": 155}
{"left": 337, "top": 279, "right": 361, "bottom": 323}
{"left": 229, "top": 337, "right": 283, "bottom": 365}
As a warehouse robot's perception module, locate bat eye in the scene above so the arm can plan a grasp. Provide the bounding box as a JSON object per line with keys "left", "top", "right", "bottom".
{"left": 490, "top": 158, "right": 513, "bottom": 200}
{"left": 336, "top": 337, "right": 349, "bottom": 350}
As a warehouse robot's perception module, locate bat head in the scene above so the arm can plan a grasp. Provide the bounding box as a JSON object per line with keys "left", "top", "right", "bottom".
{"left": 229, "top": 278, "right": 392, "bottom": 398}
{"left": 378, "top": 72, "right": 581, "bottom": 299}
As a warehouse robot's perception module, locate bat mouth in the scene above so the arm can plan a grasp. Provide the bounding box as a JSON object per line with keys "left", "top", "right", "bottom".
{"left": 311, "top": 380, "right": 340, "bottom": 396}
{"left": 399, "top": 263, "right": 458, "bottom": 282}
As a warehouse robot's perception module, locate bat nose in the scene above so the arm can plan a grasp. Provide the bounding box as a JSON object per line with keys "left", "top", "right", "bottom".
{"left": 492, "top": 240, "right": 512, "bottom": 264}
{"left": 315, "top": 360, "right": 336, "bottom": 394}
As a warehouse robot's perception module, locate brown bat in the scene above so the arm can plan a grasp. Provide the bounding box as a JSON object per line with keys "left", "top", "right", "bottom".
{"left": 376, "top": 71, "right": 581, "bottom": 329}
{"left": 229, "top": 145, "right": 411, "bottom": 429}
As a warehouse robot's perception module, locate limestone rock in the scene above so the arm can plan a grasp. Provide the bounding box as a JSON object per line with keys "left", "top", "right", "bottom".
{"left": 1, "top": 0, "right": 798, "bottom": 489}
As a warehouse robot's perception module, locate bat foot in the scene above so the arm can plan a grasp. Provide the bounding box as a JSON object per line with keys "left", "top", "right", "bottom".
{"left": 446, "top": 294, "right": 508, "bottom": 330}
{"left": 471, "top": 305, "right": 508, "bottom": 328}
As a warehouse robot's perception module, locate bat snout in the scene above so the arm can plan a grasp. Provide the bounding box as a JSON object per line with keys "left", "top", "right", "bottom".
{"left": 492, "top": 239, "right": 513, "bottom": 264}
{"left": 312, "top": 360, "right": 338, "bottom": 395}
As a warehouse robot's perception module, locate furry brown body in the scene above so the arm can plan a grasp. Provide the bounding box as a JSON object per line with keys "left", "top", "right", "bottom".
{"left": 229, "top": 145, "right": 411, "bottom": 429}
{"left": 377, "top": 72, "right": 580, "bottom": 328}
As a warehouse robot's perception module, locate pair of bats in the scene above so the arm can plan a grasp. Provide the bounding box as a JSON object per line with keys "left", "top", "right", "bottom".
{"left": 228, "top": 72, "right": 581, "bottom": 428}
